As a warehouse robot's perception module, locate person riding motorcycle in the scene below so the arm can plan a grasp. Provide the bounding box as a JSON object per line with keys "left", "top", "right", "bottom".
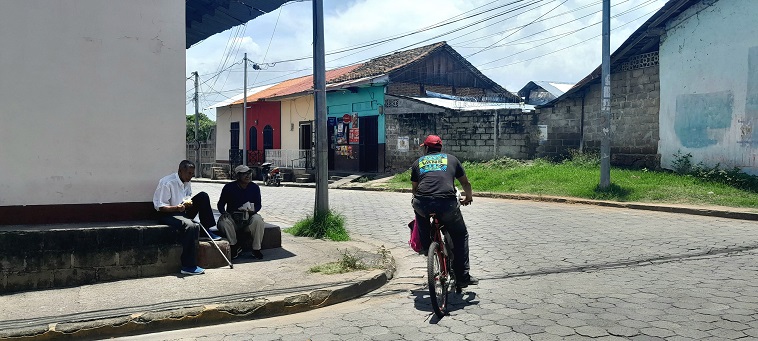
{"left": 411, "top": 135, "right": 478, "bottom": 287}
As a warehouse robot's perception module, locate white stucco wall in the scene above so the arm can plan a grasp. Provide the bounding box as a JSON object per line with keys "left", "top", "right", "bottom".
{"left": 280, "top": 97, "right": 315, "bottom": 151}
{"left": 659, "top": 0, "right": 758, "bottom": 174}
{"left": 0, "top": 0, "right": 185, "bottom": 205}
{"left": 214, "top": 104, "right": 243, "bottom": 162}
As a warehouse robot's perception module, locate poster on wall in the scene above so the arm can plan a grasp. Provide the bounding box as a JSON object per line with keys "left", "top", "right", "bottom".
{"left": 351, "top": 113, "right": 359, "bottom": 128}
{"left": 398, "top": 136, "right": 409, "bottom": 152}
{"left": 538, "top": 125, "right": 548, "bottom": 145}
{"left": 336, "top": 145, "right": 355, "bottom": 159}
{"left": 336, "top": 123, "right": 347, "bottom": 144}
{"left": 349, "top": 128, "right": 360, "bottom": 143}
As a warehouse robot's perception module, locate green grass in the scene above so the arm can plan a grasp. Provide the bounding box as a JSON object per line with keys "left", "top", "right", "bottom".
{"left": 387, "top": 158, "right": 758, "bottom": 210}
{"left": 284, "top": 210, "right": 350, "bottom": 241}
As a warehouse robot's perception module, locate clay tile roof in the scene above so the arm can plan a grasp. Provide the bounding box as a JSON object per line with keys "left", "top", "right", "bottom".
{"left": 232, "top": 63, "right": 363, "bottom": 104}
{"left": 329, "top": 42, "right": 447, "bottom": 83}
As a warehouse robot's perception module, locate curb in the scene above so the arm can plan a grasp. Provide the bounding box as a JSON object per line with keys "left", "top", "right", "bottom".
{"left": 194, "top": 178, "right": 758, "bottom": 221}
{"left": 268, "top": 181, "right": 758, "bottom": 222}
{"left": 0, "top": 256, "right": 396, "bottom": 341}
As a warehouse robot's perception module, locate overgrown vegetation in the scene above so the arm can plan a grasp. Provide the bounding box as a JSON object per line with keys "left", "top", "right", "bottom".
{"left": 386, "top": 150, "right": 758, "bottom": 209}
{"left": 309, "top": 249, "right": 367, "bottom": 274}
{"left": 309, "top": 246, "right": 391, "bottom": 274}
{"left": 284, "top": 210, "right": 350, "bottom": 241}
{"left": 671, "top": 150, "right": 758, "bottom": 193}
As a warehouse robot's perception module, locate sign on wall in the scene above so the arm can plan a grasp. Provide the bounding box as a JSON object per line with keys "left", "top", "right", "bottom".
{"left": 538, "top": 125, "right": 548, "bottom": 145}
{"left": 398, "top": 136, "right": 409, "bottom": 152}
{"left": 349, "top": 128, "right": 360, "bottom": 143}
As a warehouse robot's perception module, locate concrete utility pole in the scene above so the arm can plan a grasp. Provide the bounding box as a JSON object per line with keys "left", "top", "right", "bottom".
{"left": 243, "top": 53, "right": 248, "bottom": 167}
{"left": 599, "top": 0, "right": 611, "bottom": 189}
{"left": 193, "top": 71, "right": 200, "bottom": 177}
{"left": 313, "top": 0, "right": 329, "bottom": 215}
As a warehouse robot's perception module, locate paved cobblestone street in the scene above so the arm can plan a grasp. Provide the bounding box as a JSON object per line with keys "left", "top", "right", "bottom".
{"left": 126, "top": 183, "right": 758, "bottom": 340}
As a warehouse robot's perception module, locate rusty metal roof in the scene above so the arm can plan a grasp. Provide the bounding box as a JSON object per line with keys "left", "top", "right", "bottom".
{"left": 231, "top": 63, "right": 363, "bottom": 104}
{"left": 229, "top": 41, "right": 518, "bottom": 104}
{"left": 542, "top": 0, "right": 700, "bottom": 106}
{"left": 186, "top": 0, "right": 290, "bottom": 49}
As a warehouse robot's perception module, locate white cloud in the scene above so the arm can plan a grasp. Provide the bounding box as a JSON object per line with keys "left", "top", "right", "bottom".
{"left": 187, "top": 0, "right": 667, "bottom": 119}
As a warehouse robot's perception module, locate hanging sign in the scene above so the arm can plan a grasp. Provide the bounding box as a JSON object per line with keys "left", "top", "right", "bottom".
{"left": 342, "top": 114, "right": 352, "bottom": 123}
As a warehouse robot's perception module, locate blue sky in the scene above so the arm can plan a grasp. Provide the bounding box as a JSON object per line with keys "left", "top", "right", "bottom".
{"left": 186, "top": 0, "right": 667, "bottom": 120}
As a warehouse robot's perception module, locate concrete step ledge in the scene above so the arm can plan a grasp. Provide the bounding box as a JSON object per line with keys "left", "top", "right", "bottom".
{"left": 0, "top": 254, "right": 396, "bottom": 341}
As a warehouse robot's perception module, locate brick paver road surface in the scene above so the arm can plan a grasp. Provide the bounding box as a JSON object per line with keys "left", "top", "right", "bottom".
{"left": 124, "top": 183, "right": 758, "bottom": 340}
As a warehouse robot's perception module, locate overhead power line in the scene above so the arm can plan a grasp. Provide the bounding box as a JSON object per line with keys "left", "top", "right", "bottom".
{"left": 467, "top": 0, "right": 570, "bottom": 58}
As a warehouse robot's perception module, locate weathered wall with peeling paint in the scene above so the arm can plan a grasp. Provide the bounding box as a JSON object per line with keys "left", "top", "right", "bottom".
{"left": 659, "top": 0, "right": 758, "bottom": 175}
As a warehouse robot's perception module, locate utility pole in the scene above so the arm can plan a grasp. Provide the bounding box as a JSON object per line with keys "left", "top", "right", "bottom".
{"left": 599, "top": 0, "right": 611, "bottom": 189}
{"left": 242, "top": 53, "right": 248, "bottom": 167}
{"left": 313, "top": 0, "right": 329, "bottom": 215}
{"left": 192, "top": 71, "right": 200, "bottom": 177}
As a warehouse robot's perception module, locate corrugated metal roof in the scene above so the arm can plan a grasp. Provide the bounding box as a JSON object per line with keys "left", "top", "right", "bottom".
{"left": 519, "top": 81, "right": 575, "bottom": 99}
{"left": 231, "top": 63, "right": 363, "bottom": 104}
{"left": 206, "top": 84, "right": 276, "bottom": 109}
{"left": 223, "top": 41, "right": 519, "bottom": 106}
{"left": 411, "top": 97, "right": 534, "bottom": 112}
{"left": 186, "top": 0, "right": 290, "bottom": 49}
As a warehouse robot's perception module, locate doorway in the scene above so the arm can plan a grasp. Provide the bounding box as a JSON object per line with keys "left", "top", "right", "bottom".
{"left": 359, "top": 116, "right": 378, "bottom": 172}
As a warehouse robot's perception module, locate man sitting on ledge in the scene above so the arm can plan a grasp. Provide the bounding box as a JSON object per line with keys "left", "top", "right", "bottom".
{"left": 217, "top": 165, "right": 266, "bottom": 260}
{"left": 153, "top": 160, "right": 221, "bottom": 275}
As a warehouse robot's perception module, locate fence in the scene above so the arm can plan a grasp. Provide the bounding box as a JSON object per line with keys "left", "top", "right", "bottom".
{"left": 186, "top": 142, "right": 215, "bottom": 165}
{"left": 264, "top": 149, "right": 313, "bottom": 169}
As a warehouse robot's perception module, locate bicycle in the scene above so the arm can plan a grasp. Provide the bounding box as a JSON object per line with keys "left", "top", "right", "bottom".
{"left": 426, "top": 212, "right": 461, "bottom": 318}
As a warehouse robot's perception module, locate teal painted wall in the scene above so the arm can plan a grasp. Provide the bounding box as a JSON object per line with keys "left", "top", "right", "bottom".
{"left": 326, "top": 86, "right": 385, "bottom": 144}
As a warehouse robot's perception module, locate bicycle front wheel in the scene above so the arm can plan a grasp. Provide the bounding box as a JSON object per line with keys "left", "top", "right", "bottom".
{"left": 427, "top": 241, "right": 448, "bottom": 318}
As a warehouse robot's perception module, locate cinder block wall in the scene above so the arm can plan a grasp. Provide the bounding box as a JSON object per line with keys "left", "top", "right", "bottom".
{"left": 0, "top": 225, "right": 181, "bottom": 293}
{"left": 384, "top": 109, "right": 538, "bottom": 172}
{"left": 537, "top": 62, "right": 661, "bottom": 168}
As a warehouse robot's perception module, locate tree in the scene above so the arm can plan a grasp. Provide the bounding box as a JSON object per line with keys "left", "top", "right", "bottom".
{"left": 186, "top": 113, "right": 215, "bottom": 142}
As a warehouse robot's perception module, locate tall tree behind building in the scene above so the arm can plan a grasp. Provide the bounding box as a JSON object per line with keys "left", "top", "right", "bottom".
{"left": 186, "top": 113, "right": 214, "bottom": 142}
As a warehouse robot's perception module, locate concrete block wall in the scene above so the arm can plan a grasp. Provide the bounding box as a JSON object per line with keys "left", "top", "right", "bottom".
{"left": 0, "top": 224, "right": 182, "bottom": 293}
{"left": 384, "top": 109, "right": 538, "bottom": 172}
{"left": 537, "top": 64, "right": 661, "bottom": 168}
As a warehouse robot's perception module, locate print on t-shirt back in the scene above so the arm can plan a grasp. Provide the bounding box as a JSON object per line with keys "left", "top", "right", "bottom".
{"left": 418, "top": 154, "right": 448, "bottom": 174}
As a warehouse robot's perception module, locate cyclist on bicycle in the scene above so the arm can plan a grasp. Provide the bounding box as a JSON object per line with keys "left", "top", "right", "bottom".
{"left": 411, "top": 135, "right": 478, "bottom": 287}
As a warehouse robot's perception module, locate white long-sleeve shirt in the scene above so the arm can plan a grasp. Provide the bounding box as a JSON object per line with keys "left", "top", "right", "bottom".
{"left": 153, "top": 172, "right": 192, "bottom": 211}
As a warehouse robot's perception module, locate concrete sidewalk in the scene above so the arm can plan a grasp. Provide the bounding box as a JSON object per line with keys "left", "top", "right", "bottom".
{"left": 0, "top": 231, "right": 395, "bottom": 341}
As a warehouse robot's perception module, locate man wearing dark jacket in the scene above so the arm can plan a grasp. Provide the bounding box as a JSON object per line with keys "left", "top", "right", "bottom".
{"left": 411, "top": 135, "right": 478, "bottom": 287}
{"left": 217, "top": 165, "right": 266, "bottom": 260}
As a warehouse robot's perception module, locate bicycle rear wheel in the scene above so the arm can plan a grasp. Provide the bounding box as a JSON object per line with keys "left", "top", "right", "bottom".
{"left": 427, "top": 241, "right": 448, "bottom": 318}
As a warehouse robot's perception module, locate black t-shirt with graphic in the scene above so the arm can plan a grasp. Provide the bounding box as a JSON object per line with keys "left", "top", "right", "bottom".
{"left": 411, "top": 152, "right": 465, "bottom": 199}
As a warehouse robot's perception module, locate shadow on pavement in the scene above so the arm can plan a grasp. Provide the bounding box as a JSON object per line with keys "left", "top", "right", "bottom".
{"left": 410, "top": 288, "right": 479, "bottom": 323}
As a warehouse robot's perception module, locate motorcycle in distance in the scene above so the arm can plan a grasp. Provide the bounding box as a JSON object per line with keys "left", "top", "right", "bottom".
{"left": 260, "top": 162, "right": 282, "bottom": 187}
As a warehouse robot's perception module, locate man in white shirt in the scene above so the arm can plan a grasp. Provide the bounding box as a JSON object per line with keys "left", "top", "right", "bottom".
{"left": 153, "top": 160, "right": 220, "bottom": 275}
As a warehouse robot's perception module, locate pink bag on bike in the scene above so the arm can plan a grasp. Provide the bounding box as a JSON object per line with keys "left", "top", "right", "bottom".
{"left": 408, "top": 219, "right": 422, "bottom": 253}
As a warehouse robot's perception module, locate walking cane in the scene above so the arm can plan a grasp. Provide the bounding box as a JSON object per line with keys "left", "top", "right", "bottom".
{"left": 199, "top": 223, "right": 233, "bottom": 269}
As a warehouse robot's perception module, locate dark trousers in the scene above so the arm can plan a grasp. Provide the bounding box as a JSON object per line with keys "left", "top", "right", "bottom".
{"left": 158, "top": 192, "right": 215, "bottom": 268}
{"left": 412, "top": 197, "right": 470, "bottom": 279}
